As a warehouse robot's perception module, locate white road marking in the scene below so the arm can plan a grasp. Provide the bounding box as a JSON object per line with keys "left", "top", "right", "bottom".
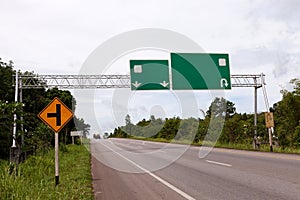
{"left": 158, "top": 149, "right": 166, "bottom": 153}
{"left": 101, "top": 142, "right": 196, "bottom": 200}
{"left": 205, "top": 160, "right": 232, "bottom": 167}
{"left": 129, "top": 141, "right": 144, "bottom": 146}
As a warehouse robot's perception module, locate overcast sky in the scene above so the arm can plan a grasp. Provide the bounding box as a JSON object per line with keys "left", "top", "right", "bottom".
{"left": 1, "top": 0, "right": 299, "bottom": 134}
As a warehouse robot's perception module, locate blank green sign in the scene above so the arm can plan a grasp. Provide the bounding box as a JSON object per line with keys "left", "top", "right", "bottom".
{"left": 171, "top": 53, "right": 231, "bottom": 90}
{"left": 130, "top": 60, "right": 170, "bottom": 90}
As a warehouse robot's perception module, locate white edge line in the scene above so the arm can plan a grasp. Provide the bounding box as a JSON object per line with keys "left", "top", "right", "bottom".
{"left": 206, "top": 160, "right": 232, "bottom": 167}
{"left": 101, "top": 142, "right": 196, "bottom": 200}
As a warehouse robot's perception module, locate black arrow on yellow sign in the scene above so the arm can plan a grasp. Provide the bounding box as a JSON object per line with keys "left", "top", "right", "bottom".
{"left": 47, "top": 104, "right": 61, "bottom": 126}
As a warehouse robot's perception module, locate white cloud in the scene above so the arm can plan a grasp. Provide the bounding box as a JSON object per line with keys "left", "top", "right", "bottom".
{"left": 1, "top": 0, "right": 300, "bottom": 131}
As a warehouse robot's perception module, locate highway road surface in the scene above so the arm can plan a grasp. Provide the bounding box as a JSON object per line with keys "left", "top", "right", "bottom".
{"left": 91, "top": 138, "right": 300, "bottom": 200}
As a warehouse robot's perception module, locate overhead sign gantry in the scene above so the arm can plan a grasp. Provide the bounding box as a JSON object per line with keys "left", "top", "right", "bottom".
{"left": 13, "top": 71, "right": 271, "bottom": 151}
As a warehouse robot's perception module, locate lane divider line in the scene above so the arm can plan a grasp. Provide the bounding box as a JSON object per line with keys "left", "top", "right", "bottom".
{"left": 101, "top": 142, "right": 196, "bottom": 200}
{"left": 205, "top": 160, "right": 232, "bottom": 167}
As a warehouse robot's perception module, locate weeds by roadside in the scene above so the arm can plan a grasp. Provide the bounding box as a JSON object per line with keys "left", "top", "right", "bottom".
{"left": 125, "top": 136, "right": 300, "bottom": 154}
{"left": 0, "top": 144, "right": 93, "bottom": 200}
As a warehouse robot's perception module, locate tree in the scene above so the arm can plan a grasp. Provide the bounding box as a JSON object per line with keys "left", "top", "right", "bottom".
{"left": 0, "top": 101, "right": 24, "bottom": 159}
{"left": 273, "top": 80, "right": 300, "bottom": 148}
{"left": 73, "top": 117, "right": 90, "bottom": 138}
{"left": 156, "top": 117, "right": 181, "bottom": 140}
{"left": 111, "top": 127, "right": 128, "bottom": 138}
{"left": 0, "top": 58, "right": 14, "bottom": 102}
{"left": 124, "top": 114, "right": 133, "bottom": 135}
{"left": 176, "top": 118, "right": 198, "bottom": 141}
{"left": 125, "top": 114, "right": 131, "bottom": 125}
{"left": 206, "top": 97, "right": 236, "bottom": 119}
{"left": 134, "top": 117, "right": 164, "bottom": 138}
{"left": 290, "top": 78, "right": 300, "bottom": 95}
{"left": 194, "top": 118, "right": 209, "bottom": 143}
{"left": 221, "top": 114, "right": 245, "bottom": 143}
{"left": 0, "top": 58, "right": 90, "bottom": 160}
{"left": 0, "top": 59, "right": 16, "bottom": 159}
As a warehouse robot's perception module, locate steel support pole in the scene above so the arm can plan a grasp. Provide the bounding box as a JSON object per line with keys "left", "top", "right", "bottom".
{"left": 10, "top": 72, "right": 20, "bottom": 163}
{"left": 253, "top": 86, "right": 258, "bottom": 149}
{"left": 55, "top": 132, "right": 59, "bottom": 186}
{"left": 268, "top": 128, "right": 273, "bottom": 152}
{"left": 20, "top": 77, "right": 24, "bottom": 148}
{"left": 12, "top": 72, "right": 18, "bottom": 148}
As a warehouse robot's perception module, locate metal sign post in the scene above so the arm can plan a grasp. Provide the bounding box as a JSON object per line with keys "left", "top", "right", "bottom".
{"left": 55, "top": 132, "right": 59, "bottom": 185}
{"left": 265, "top": 112, "right": 274, "bottom": 152}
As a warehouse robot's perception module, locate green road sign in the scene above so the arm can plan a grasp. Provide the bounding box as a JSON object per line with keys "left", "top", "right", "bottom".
{"left": 171, "top": 53, "right": 231, "bottom": 90}
{"left": 130, "top": 60, "right": 170, "bottom": 90}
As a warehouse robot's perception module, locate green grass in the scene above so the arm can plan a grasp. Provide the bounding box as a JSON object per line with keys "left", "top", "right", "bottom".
{"left": 214, "top": 142, "right": 253, "bottom": 150}
{"left": 214, "top": 142, "right": 300, "bottom": 154}
{"left": 124, "top": 136, "right": 300, "bottom": 154}
{"left": 129, "top": 136, "right": 170, "bottom": 143}
{"left": 0, "top": 144, "right": 93, "bottom": 200}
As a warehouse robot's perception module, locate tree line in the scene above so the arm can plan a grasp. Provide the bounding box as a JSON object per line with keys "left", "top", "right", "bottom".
{"left": 110, "top": 79, "right": 300, "bottom": 149}
{"left": 0, "top": 58, "right": 90, "bottom": 160}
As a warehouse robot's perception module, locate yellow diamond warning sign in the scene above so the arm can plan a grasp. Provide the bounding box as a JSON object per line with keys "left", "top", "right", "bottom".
{"left": 38, "top": 97, "right": 73, "bottom": 133}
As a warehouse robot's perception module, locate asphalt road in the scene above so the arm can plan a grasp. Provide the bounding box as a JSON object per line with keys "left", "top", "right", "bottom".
{"left": 91, "top": 138, "right": 300, "bottom": 200}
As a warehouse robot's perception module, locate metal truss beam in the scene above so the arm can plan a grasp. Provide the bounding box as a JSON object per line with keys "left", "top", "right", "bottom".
{"left": 16, "top": 74, "right": 131, "bottom": 89}
{"left": 14, "top": 74, "right": 265, "bottom": 89}
{"left": 231, "top": 74, "right": 265, "bottom": 88}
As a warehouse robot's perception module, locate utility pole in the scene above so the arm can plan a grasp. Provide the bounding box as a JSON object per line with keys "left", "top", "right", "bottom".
{"left": 55, "top": 132, "right": 59, "bottom": 186}
{"left": 20, "top": 76, "right": 24, "bottom": 148}
{"left": 253, "top": 79, "right": 258, "bottom": 149}
{"left": 12, "top": 72, "right": 18, "bottom": 148}
{"left": 10, "top": 71, "right": 19, "bottom": 163}
{"left": 261, "top": 73, "right": 273, "bottom": 152}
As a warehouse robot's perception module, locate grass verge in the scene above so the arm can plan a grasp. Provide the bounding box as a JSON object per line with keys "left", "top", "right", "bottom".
{"left": 0, "top": 144, "right": 93, "bottom": 200}
{"left": 122, "top": 136, "right": 300, "bottom": 154}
